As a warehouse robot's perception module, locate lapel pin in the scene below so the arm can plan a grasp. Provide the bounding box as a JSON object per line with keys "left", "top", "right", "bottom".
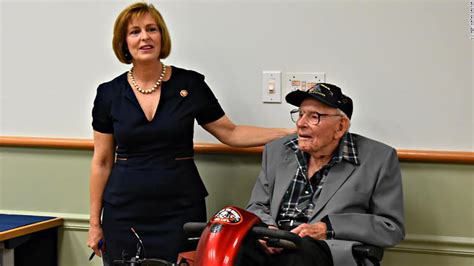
{"left": 180, "top": 89, "right": 188, "bottom": 97}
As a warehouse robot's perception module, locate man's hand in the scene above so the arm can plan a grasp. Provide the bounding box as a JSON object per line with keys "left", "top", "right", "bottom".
{"left": 258, "top": 225, "right": 283, "bottom": 255}
{"left": 291, "top": 222, "right": 327, "bottom": 240}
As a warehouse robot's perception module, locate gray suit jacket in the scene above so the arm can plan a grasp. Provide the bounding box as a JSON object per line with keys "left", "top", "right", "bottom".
{"left": 246, "top": 133, "right": 405, "bottom": 266}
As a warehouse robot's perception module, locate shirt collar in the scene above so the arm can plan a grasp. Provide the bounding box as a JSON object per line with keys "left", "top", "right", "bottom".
{"left": 284, "top": 132, "right": 360, "bottom": 165}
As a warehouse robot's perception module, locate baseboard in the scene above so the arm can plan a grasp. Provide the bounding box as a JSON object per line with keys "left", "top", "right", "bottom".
{"left": 390, "top": 234, "right": 474, "bottom": 256}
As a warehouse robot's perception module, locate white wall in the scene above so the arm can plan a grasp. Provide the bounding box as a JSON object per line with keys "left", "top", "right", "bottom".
{"left": 1, "top": 0, "right": 472, "bottom": 151}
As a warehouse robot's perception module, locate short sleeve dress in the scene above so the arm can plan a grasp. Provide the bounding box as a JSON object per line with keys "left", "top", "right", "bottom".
{"left": 92, "top": 66, "right": 225, "bottom": 263}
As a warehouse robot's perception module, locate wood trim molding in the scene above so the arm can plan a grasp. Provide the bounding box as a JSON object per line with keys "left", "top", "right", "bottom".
{"left": 1, "top": 136, "right": 473, "bottom": 164}
{"left": 0, "top": 136, "right": 92, "bottom": 150}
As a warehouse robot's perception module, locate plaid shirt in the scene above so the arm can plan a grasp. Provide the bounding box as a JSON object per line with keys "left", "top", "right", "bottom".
{"left": 277, "top": 132, "right": 360, "bottom": 224}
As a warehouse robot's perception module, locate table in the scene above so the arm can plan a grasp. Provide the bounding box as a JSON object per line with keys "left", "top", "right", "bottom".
{"left": 0, "top": 214, "right": 63, "bottom": 266}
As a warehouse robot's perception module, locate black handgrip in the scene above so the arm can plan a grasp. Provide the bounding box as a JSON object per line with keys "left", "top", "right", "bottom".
{"left": 251, "top": 226, "right": 302, "bottom": 249}
{"left": 183, "top": 222, "right": 207, "bottom": 234}
{"left": 266, "top": 238, "right": 299, "bottom": 250}
{"left": 352, "top": 245, "right": 384, "bottom": 264}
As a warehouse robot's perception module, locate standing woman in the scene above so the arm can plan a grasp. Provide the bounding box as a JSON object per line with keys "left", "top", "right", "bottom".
{"left": 87, "top": 2, "right": 293, "bottom": 264}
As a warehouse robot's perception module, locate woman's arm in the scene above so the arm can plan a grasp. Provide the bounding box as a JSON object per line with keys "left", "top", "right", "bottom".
{"left": 202, "top": 115, "right": 295, "bottom": 147}
{"left": 87, "top": 130, "right": 115, "bottom": 256}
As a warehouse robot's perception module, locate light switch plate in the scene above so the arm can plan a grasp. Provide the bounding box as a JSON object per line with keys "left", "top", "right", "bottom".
{"left": 262, "top": 71, "right": 281, "bottom": 103}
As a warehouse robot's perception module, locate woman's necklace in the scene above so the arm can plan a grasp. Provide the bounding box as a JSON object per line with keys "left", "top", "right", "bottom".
{"left": 129, "top": 63, "right": 167, "bottom": 94}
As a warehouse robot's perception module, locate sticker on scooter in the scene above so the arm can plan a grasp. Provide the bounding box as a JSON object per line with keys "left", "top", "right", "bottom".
{"left": 210, "top": 223, "right": 223, "bottom": 233}
{"left": 211, "top": 207, "right": 242, "bottom": 224}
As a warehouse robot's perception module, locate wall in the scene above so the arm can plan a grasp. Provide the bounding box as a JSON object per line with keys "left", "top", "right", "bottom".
{"left": 0, "top": 147, "right": 473, "bottom": 266}
{"left": 1, "top": 0, "right": 473, "bottom": 151}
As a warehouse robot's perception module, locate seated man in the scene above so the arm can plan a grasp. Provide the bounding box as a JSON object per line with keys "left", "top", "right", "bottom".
{"left": 246, "top": 83, "right": 405, "bottom": 266}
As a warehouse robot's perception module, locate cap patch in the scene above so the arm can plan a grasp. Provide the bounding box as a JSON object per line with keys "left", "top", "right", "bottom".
{"left": 308, "top": 86, "right": 326, "bottom": 97}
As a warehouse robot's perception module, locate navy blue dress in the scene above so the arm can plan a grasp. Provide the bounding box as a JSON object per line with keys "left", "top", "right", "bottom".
{"left": 92, "top": 66, "right": 225, "bottom": 263}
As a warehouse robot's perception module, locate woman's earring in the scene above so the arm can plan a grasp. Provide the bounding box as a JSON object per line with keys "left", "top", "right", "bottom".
{"left": 124, "top": 50, "right": 131, "bottom": 60}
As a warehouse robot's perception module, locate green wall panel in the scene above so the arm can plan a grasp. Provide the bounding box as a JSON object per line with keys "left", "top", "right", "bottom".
{"left": 0, "top": 148, "right": 92, "bottom": 214}
{"left": 402, "top": 163, "right": 474, "bottom": 237}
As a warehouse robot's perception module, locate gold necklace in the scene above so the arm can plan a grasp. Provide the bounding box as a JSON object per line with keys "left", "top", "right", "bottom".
{"left": 129, "top": 63, "right": 167, "bottom": 94}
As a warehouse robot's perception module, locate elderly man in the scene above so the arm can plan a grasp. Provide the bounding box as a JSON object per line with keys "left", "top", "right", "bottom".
{"left": 246, "top": 83, "right": 405, "bottom": 266}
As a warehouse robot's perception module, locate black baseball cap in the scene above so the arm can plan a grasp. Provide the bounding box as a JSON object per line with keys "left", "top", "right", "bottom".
{"left": 285, "top": 83, "right": 353, "bottom": 119}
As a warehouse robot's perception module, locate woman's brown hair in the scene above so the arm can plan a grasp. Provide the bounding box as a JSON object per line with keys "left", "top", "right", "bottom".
{"left": 112, "top": 2, "right": 171, "bottom": 64}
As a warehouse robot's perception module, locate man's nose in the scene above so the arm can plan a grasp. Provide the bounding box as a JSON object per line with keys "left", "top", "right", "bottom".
{"left": 295, "top": 115, "right": 307, "bottom": 128}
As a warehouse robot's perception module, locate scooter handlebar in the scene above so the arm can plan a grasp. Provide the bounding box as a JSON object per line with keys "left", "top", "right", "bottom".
{"left": 251, "top": 226, "right": 301, "bottom": 250}
{"left": 182, "top": 222, "right": 302, "bottom": 250}
{"left": 183, "top": 222, "right": 207, "bottom": 234}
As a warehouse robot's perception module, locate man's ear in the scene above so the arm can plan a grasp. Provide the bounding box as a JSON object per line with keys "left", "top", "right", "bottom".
{"left": 335, "top": 117, "right": 350, "bottom": 138}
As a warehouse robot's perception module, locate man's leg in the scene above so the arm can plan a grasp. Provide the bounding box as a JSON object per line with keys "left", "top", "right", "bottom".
{"left": 266, "top": 237, "right": 333, "bottom": 266}
{"left": 234, "top": 236, "right": 268, "bottom": 266}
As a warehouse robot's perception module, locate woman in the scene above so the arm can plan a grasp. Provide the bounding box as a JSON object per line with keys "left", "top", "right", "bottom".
{"left": 87, "top": 2, "right": 294, "bottom": 264}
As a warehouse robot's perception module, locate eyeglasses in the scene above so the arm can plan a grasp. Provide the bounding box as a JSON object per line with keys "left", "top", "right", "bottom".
{"left": 290, "top": 109, "right": 342, "bottom": 125}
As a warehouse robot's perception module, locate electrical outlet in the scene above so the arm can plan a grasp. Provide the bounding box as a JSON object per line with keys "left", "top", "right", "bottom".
{"left": 284, "top": 73, "right": 326, "bottom": 94}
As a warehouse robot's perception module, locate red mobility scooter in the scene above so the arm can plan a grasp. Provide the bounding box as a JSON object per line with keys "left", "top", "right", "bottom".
{"left": 113, "top": 206, "right": 383, "bottom": 266}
